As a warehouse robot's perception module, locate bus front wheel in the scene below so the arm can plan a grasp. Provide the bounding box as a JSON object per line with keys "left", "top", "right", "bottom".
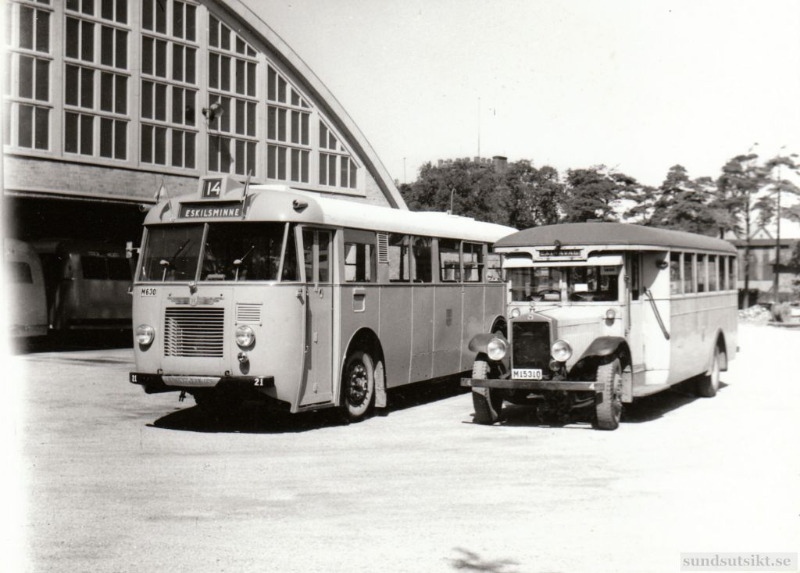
{"left": 471, "top": 354, "right": 503, "bottom": 425}
{"left": 340, "top": 350, "right": 376, "bottom": 423}
{"left": 594, "top": 358, "right": 623, "bottom": 431}
{"left": 696, "top": 346, "right": 722, "bottom": 398}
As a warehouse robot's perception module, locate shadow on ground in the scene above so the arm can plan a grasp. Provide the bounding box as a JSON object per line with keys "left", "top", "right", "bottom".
{"left": 150, "top": 376, "right": 470, "bottom": 434}
{"left": 496, "top": 378, "right": 727, "bottom": 429}
{"left": 450, "top": 547, "right": 523, "bottom": 573}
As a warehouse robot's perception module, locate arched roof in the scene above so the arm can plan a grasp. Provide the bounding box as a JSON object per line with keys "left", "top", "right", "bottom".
{"left": 211, "top": 0, "right": 407, "bottom": 209}
{"left": 496, "top": 223, "right": 737, "bottom": 255}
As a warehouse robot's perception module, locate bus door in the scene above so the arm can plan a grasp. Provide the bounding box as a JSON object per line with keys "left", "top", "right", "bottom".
{"left": 299, "top": 228, "right": 334, "bottom": 406}
{"left": 630, "top": 251, "right": 672, "bottom": 382}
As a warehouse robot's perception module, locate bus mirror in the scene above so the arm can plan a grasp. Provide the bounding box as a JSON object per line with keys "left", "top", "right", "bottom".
{"left": 293, "top": 200, "right": 308, "bottom": 212}
{"left": 656, "top": 259, "right": 669, "bottom": 269}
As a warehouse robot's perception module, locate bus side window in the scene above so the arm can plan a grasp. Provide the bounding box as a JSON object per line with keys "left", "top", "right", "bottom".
{"left": 439, "top": 238, "right": 460, "bottom": 282}
{"left": 282, "top": 225, "right": 298, "bottom": 281}
{"left": 388, "top": 234, "right": 410, "bottom": 282}
{"left": 708, "top": 255, "right": 718, "bottom": 291}
{"left": 412, "top": 237, "right": 432, "bottom": 283}
{"left": 486, "top": 251, "right": 501, "bottom": 282}
{"left": 629, "top": 254, "right": 640, "bottom": 300}
{"left": 670, "top": 252, "right": 682, "bottom": 295}
{"left": 302, "top": 229, "right": 314, "bottom": 283}
{"left": 318, "top": 231, "right": 331, "bottom": 283}
{"left": 463, "top": 242, "right": 483, "bottom": 282}
{"left": 728, "top": 256, "right": 736, "bottom": 291}
{"left": 344, "top": 242, "right": 373, "bottom": 283}
{"left": 683, "top": 252, "right": 695, "bottom": 294}
{"left": 697, "top": 254, "right": 707, "bottom": 293}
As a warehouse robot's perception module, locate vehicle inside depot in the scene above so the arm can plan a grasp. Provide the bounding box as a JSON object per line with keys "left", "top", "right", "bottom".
{"left": 462, "top": 222, "right": 739, "bottom": 430}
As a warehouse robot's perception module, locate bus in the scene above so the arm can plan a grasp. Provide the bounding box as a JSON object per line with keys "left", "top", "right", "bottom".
{"left": 3, "top": 238, "right": 48, "bottom": 338}
{"left": 32, "top": 239, "right": 133, "bottom": 332}
{"left": 461, "top": 222, "right": 738, "bottom": 430}
{"left": 129, "top": 176, "right": 515, "bottom": 421}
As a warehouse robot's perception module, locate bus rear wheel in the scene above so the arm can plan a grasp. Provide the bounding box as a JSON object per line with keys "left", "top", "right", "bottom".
{"left": 471, "top": 354, "right": 503, "bottom": 425}
{"left": 696, "top": 346, "right": 722, "bottom": 398}
{"left": 594, "top": 358, "right": 623, "bottom": 431}
{"left": 340, "top": 350, "right": 376, "bottom": 423}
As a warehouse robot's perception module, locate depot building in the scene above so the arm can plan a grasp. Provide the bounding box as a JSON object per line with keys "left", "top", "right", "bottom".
{"left": 3, "top": 0, "right": 405, "bottom": 245}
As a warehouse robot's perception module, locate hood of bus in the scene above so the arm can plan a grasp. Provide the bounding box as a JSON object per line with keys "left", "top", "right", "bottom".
{"left": 132, "top": 282, "right": 304, "bottom": 402}
{"left": 508, "top": 303, "right": 624, "bottom": 372}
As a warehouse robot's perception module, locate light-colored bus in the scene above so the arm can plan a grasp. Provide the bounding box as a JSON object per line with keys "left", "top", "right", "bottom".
{"left": 129, "top": 176, "right": 515, "bottom": 421}
{"left": 462, "top": 222, "right": 738, "bottom": 430}
{"left": 3, "top": 238, "right": 48, "bottom": 338}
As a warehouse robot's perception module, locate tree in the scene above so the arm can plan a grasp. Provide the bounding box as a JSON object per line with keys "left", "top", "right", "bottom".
{"left": 645, "top": 165, "right": 719, "bottom": 235}
{"left": 501, "top": 161, "right": 562, "bottom": 229}
{"left": 715, "top": 151, "right": 772, "bottom": 298}
{"left": 401, "top": 158, "right": 510, "bottom": 225}
{"left": 561, "top": 166, "right": 636, "bottom": 223}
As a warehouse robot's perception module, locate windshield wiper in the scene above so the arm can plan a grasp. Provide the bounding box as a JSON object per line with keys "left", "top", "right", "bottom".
{"left": 159, "top": 239, "right": 191, "bottom": 281}
{"left": 232, "top": 244, "right": 255, "bottom": 281}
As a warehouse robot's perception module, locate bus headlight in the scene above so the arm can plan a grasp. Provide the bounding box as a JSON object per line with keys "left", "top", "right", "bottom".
{"left": 487, "top": 337, "right": 508, "bottom": 361}
{"left": 136, "top": 324, "right": 155, "bottom": 347}
{"left": 235, "top": 325, "right": 256, "bottom": 348}
{"left": 551, "top": 339, "right": 572, "bottom": 362}
{"left": 510, "top": 307, "right": 521, "bottom": 319}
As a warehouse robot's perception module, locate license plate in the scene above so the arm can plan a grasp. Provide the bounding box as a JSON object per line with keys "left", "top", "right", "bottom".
{"left": 512, "top": 368, "right": 543, "bottom": 380}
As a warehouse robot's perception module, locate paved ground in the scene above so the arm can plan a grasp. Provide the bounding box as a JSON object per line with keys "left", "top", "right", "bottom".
{"left": 4, "top": 323, "right": 799, "bottom": 573}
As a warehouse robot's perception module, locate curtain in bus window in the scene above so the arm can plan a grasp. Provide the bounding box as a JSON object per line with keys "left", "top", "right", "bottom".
{"left": 697, "top": 254, "right": 707, "bottom": 292}
{"left": 670, "top": 252, "right": 682, "bottom": 295}
{"left": 462, "top": 242, "right": 483, "bottom": 282}
{"left": 388, "top": 234, "right": 410, "bottom": 282}
{"left": 439, "top": 239, "right": 460, "bottom": 282}
{"left": 412, "top": 237, "right": 432, "bottom": 283}
{"left": 201, "top": 223, "right": 286, "bottom": 281}
{"left": 140, "top": 224, "right": 203, "bottom": 281}
{"left": 486, "top": 252, "right": 502, "bottom": 282}
{"left": 708, "top": 255, "right": 718, "bottom": 291}
{"left": 683, "top": 253, "right": 695, "bottom": 294}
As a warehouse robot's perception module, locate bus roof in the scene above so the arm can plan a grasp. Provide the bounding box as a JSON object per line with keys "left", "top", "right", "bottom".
{"left": 145, "top": 184, "right": 517, "bottom": 243}
{"left": 496, "top": 222, "right": 737, "bottom": 255}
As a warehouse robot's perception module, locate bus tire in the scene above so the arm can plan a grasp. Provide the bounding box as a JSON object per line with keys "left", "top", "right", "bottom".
{"left": 471, "top": 354, "right": 503, "bottom": 425}
{"left": 340, "top": 350, "right": 376, "bottom": 423}
{"left": 594, "top": 358, "right": 623, "bottom": 431}
{"left": 696, "top": 346, "right": 721, "bottom": 398}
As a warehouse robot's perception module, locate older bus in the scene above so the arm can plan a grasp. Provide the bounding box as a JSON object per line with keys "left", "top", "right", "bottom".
{"left": 129, "top": 176, "right": 515, "bottom": 421}
{"left": 462, "top": 222, "right": 738, "bottom": 430}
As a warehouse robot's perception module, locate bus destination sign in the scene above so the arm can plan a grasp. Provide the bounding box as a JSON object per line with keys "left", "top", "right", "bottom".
{"left": 179, "top": 202, "right": 244, "bottom": 219}
{"left": 536, "top": 247, "right": 585, "bottom": 259}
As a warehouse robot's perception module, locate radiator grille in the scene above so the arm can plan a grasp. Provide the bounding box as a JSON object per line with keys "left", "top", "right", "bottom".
{"left": 236, "top": 303, "right": 262, "bottom": 324}
{"left": 511, "top": 321, "right": 551, "bottom": 371}
{"left": 164, "top": 307, "right": 224, "bottom": 357}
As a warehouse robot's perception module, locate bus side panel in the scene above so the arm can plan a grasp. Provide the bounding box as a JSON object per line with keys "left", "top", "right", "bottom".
{"left": 461, "top": 283, "right": 486, "bottom": 371}
{"left": 432, "top": 284, "right": 463, "bottom": 378}
{"left": 668, "top": 293, "right": 735, "bottom": 385}
{"left": 410, "top": 285, "right": 434, "bottom": 383}
{"left": 483, "top": 282, "right": 505, "bottom": 332}
{"left": 4, "top": 241, "right": 48, "bottom": 337}
{"left": 338, "top": 283, "right": 381, "bottom": 369}
{"left": 380, "top": 285, "right": 413, "bottom": 388}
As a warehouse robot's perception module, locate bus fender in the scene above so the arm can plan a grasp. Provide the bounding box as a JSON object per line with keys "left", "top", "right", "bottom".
{"left": 577, "top": 336, "right": 628, "bottom": 362}
{"left": 468, "top": 332, "right": 508, "bottom": 356}
{"left": 707, "top": 330, "right": 728, "bottom": 373}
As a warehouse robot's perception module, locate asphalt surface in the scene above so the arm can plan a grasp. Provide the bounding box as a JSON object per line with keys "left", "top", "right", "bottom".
{"left": 4, "top": 322, "right": 799, "bottom": 573}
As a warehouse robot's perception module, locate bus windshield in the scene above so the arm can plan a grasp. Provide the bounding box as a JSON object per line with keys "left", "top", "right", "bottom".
{"left": 508, "top": 265, "right": 620, "bottom": 302}
{"left": 139, "top": 223, "right": 297, "bottom": 282}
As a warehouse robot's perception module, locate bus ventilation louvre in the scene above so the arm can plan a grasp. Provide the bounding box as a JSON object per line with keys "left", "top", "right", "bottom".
{"left": 164, "top": 307, "right": 225, "bottom": 357}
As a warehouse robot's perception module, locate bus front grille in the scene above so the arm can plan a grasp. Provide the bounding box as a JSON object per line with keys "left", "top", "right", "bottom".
{"left": 164, "top": 307, "right": 225, "bottom": 357}
{"left": 511, "top": 321, "right": 551, "bottom": 371}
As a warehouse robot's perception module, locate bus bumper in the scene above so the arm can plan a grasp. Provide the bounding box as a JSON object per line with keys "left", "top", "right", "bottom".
{"left": 461, "top": 378, "right": 604, "bottom": 392}
{"left": 130, "top": 372, "right": 274, "bottom": 394}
